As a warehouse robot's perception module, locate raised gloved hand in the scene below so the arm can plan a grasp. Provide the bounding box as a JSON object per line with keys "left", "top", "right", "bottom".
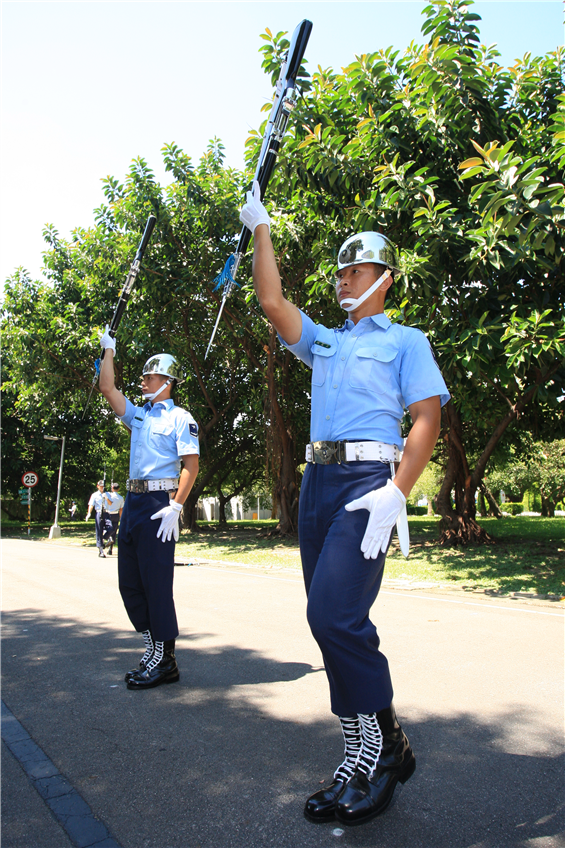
{"left": 100, "top": 324, "right": 116, "bottom": 352}
{"left": 240, "top": 179, "right": 271, "bottom": 233}
{"left": 345, "top": 479, "right": 406, "bottom": 560}
{"left": 150, "top": 500, "right": 183, "bottom": 543}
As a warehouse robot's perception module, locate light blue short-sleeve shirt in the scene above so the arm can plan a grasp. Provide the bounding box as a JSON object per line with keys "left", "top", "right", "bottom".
{"left": 87, "top": 491, "right": 107, "bottom": 513}
{"left": 106, "top": 493, "right": 125, "bottom": 514}
{"left": 119, "top": 397, "right": 200, "bottom": 480}
{"left": 280, "top": 311, "right": 450, "bottom": 449}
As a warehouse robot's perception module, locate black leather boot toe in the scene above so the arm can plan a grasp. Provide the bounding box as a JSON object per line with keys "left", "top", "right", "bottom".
{"left": 124, "top": 659, "right": 148, "bottom": 682}
{"left": 127, "top": 640, "right": 179, "bottom": 690}
{"left": 304, "top": 778, "right": 347, "bottom": 823}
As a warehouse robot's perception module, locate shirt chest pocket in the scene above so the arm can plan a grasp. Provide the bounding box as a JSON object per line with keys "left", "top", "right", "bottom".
{"left": 311, "top": 342, "right": 337, "bottom": 386}
{"left": 150, "top": 421, "right": 175, "bottom": 451}
{"left": 350, "top": 346, "right": 398, "bottom": 394}
{"left": 129, "top": 414, "right": 144, "bottom": 443}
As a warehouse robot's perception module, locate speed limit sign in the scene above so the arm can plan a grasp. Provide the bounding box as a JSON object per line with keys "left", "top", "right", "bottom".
{"left": 21, "top": 472, "right": 39, "bottom": 488}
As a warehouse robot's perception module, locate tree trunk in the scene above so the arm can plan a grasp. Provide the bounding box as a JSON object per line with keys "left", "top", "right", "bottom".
{"left": 541, "top": 496, "right": 555, "bottom": 517}
{"left": 479, "top": 482, "right": 503, "bottom": 518}
{"left": 265, "top": 329, "right": 299, "bottom": 537}
{"left": 436, "top": 362, "right": 560, "bottom": 545}
{"left": 182, "top": 491, "right": 199, "bottom": 533}
{"left": 275, "top": 439, "right": 299, "bottom": 535}
{"left": 437, "top": 403, "right": 495, "bottom": 546}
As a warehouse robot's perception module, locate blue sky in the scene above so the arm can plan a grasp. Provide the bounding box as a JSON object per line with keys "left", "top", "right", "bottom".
{"left": 2, "top": 1, "right": 563, "bottom": 283}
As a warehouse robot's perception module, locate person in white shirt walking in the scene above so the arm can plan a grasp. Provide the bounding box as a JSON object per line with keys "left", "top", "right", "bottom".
{"left": 104, "top": 482, "right": 124, "bottom": 556}
{"left": 85, "top": 481, "right": 111, "bottom": 558}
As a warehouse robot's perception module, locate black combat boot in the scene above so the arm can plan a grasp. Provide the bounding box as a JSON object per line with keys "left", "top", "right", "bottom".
{"left": 304, "top": 716, "right": 362, "bottom": 823}
{"left": 127, "top": 639, "right": 179, "bottom": 690}
{"left": 335, "top": 703, "right": 416, "bottom": 826}
{"left": 124, "top": 629, "right": 154, "bottom": 682}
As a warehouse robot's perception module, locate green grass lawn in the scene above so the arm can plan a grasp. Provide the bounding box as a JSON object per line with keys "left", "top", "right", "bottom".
{"left": 3, "top": 516, "right": 564, "bottom": 598}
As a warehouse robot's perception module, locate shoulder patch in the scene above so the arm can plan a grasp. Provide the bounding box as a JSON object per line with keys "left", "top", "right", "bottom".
{"left": 189, "top": 423, "right": 198, "bottom": 436}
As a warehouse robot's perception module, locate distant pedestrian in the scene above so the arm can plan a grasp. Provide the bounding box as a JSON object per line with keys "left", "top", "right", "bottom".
{"left": 105, "top": 483, "right": 124, "bottom": 556}
{"left": 69, "top": 501, "right": 78, "bottom": 519}
{"left": 85, "top": 481, "right": 111, "bottom": 558}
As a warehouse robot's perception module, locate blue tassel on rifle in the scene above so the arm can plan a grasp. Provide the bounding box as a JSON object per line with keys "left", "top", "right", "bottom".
{"left": 212, "top": 254, "right": 240, "bottom": 293}
{"left": 94, "top": 358, "right": 101, "bottom": 376}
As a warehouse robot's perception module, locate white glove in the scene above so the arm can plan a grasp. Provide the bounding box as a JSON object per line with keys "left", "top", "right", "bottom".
{"left": 345, "top": 479, "right": 406, "bottom": 560}
{"left": 150, "top": 500, "right": 182, "bottom": 543}
{"left": 240, "top": 179, "right": 271, "bottom": 233}
{"left": 100, "top": 324, "right": 116, "bottom": 352}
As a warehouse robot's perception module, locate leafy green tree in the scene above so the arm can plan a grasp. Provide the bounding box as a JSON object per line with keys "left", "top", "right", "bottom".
{"left": 527, "top": 440, "right": 565, "bottom": 516}
{"left": 2, "top": 147, "right": 267, "bottom": 530}
{"left": 256, "top": 0, "right": 564, "bottom": 544}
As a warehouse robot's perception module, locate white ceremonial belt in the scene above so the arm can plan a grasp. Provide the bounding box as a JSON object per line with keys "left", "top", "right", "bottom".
{"left": 305, "top": 441, "right": 400, "bottom": 465}
{"left": 127, "top": 478, "right": 179, "bottom": 493}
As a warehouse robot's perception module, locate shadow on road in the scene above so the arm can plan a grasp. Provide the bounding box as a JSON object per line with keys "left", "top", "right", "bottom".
{"left": 2, "top": 608, "right": 564, "bottom": 848}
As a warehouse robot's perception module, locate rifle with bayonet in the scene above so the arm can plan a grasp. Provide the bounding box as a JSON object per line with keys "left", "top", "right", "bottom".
{"left": 82, "top": 214, "right": 157, "bottom": 418}
{"left": 205, "top": 19, "right": 313, "bottom": 359}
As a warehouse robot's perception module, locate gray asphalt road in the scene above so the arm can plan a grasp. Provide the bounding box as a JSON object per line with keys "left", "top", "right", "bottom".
{"left": 2, "top": 538, "right": 564, "bottom": 848}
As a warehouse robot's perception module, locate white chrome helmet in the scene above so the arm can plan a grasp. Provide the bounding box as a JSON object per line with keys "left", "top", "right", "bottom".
{"left": 336, "top": 231, "right": 399, "bottom": 313}
{"left": 142, "top": 353, "right": 184, "bottom": 385}
{"left": 337, "top": 231, "right": 399, "bottom": 273}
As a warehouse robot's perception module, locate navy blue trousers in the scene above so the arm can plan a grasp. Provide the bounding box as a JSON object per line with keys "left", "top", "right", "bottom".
{"left": 96, "top": 512, "right": 113, "bottom": 551}
{"left": 117, "top": 492, "right": 178, "bottom": 642}
{"left": 299, "top": 460, "right": 394, "bottom": 717}
{"left": 95, "top": 512, "right": 113, "bottom": 551}
{"left": 106, "top": 514, "right": 120, "bottom": 544}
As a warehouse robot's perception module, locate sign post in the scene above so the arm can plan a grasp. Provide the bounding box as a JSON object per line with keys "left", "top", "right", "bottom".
{"left": 21, "top": 472, "right": 39, "bottom": 535}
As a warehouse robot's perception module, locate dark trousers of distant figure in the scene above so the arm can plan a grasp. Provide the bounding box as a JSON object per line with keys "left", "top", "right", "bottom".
{"left": 95, "top": 511, "right": 113, "bottom": 551}
{"left": 95, "top": 512, "right": 106, "bottom": 551}
{"left": 107, "top": 514, "right": 120, "bottom": 545}
{"left": 117, "top": 491, "right": 178, "bottom": 643}
{"left": 298, "top": 460, "right": 394, "bottom": 717}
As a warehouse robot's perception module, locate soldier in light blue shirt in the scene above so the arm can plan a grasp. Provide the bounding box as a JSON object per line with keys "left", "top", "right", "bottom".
{"left": 98, "top": 337, "right": 199, "bottom": 691}
{"left": 241, "top": 184, "right": 449, "bottom": 828}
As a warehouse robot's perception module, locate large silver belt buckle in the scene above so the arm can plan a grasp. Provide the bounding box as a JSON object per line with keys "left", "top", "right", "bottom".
{"left": 312, "top": 441, "right": 340, "bottom": 465}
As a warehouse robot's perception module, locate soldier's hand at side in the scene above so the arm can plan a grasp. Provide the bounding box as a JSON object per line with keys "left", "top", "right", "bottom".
{"left": 150, "top": 500, "right": 183, "bottom": 543}
{"left": 345, "top": 479, "right": 406, "bottom": 559}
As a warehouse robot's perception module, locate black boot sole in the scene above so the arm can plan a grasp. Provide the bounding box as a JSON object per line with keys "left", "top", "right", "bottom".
{"left": 336, "top": 755, "right": 416, "bottom": 826}
{"left": 126, "top": 671, "right": 180, "bottom": 690}
{"left": 304, "top": 809, "right": 336, "bottom": 824}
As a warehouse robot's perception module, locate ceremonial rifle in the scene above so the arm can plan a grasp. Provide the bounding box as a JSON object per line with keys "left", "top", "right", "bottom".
{"left": 82, "top": 214, "right": 157, "bottom": 419}
{"left": 205, "top": 19, "right": 313, "bottom": 359}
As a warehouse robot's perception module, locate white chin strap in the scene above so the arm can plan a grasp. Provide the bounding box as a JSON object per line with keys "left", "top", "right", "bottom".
{"left": 340, "top": 268, "right": 391, "bottom": 312}
{"left": 142, "top": 378, "right": 172, "bottom": 402}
